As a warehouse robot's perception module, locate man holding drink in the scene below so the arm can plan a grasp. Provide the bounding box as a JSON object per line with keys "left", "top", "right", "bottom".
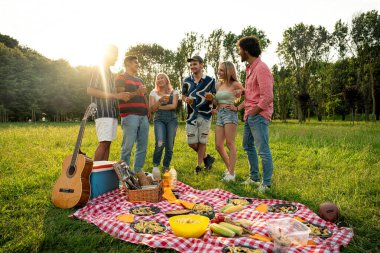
{"left": 181, "top": 56, "right": 216, "bottom": 174}
{"left": 115, "top": 56, "right": 150, "bottom": 173}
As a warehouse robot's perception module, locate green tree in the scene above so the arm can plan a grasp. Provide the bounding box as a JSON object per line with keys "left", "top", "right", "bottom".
{"left": 205, "top": 28, "right": 225, "bottom": 78}
{"left": 272, "top": 64, "right": 293, "bottom": 121}
{"left": 174, "top": 32, "right": 204, "bottom": 121}
{"left": 125, "top": 44, "right": 176, "bottom": 90}
{"left": 330, "top": 59, "right": 357, "bottom": 121}
{"left": 0, "top": 33, "right": 19, "bottom": 48}
{"left": 277, "top": 23, "right": 331, "bottom": 122}
{"left": 351, "top": 10, "right": 380, "bottom": 122}
{"left": 173, "top": 32, "right": 203, "bottom": 86}
{"left": 332, "top": 19, "right": 351, "bottom": 60}
{"left": 223, "top": 31, "right": 238, "bottom": 65}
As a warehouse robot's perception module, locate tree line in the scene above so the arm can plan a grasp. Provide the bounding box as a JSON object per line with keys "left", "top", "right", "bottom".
{"left": 0, "top": 10, "right": 379, "bottom": 122}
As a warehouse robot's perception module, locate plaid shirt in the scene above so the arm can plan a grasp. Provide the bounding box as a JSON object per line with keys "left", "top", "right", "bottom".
{"left": 244, "top": 57, "right": 274, "bottom": 121}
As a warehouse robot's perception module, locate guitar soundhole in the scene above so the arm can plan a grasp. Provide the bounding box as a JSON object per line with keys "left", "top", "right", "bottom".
{"left": 68, "top": 165, "right": 76, "bottom": 176}
{"left": 59, "top": 188, "right": 74, "bottom": 193}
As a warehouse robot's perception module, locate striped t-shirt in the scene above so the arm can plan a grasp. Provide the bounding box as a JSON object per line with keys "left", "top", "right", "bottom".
{"left": 89, "top": 67, "right": 118, "bottom": 119}
{"left": 115, "top": 73, "right": 148, "bottom": 117}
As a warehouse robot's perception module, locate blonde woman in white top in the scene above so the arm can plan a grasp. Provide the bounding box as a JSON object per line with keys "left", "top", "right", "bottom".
{"left": 149, "top": 73, "right": 179, "bottom": 172}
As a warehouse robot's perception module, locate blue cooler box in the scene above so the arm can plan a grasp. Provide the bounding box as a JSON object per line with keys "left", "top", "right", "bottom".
{"left": 90, "top": 161, "right": 119, "bottom": 198}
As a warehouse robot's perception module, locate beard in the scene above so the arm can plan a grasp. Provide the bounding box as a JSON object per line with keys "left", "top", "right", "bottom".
{"left": 240, "top": 51, "right": 248, "bottom": 62}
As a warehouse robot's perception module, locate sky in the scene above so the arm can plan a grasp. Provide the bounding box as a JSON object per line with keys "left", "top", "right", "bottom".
{"left": 0, "top": 0, "right": 379, "bottom": 70}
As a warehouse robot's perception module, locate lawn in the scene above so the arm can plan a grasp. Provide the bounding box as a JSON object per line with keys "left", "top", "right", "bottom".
{"left": 0, "top": 121, "right": 379, "bottom": 253}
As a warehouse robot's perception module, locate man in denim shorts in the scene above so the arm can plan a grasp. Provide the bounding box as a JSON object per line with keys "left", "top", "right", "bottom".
{"left": 181, "top": 56, "right": 216, "bottom": 174}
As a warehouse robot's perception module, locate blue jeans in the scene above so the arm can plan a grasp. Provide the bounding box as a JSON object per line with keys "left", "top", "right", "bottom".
{"left": 242, "top": 115, "right": 274, "bottom": 186}
{"left": 120, "top": 115, "right": 149, "bottom": 173}
{"left": 152, "top": 117, "right": 178, "bottom": 170}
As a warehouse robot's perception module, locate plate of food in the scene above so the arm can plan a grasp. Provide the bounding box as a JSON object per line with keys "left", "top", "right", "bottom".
{"left": 304, "top": 222, "right": 332, "bottom": 238}
{"left": 130, "top": 220, "right": 166, "bottom": 234}
{"left": 129, "top": 206, "right": 160, "bottom": 216}
{"left": 227, "top": 198, "right": 253, "bottom": 206}
{"left": 268, "top": 203, "right": 298, "bottom": 214}
{"left": 222, "top": 245, "right": 264, "bottom": 253}
{"left": 192, "top": 203, "right": 215, "bottom": 219}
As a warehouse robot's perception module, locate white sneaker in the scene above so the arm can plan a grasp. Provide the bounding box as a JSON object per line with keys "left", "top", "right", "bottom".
{"left": 257, "top": 184, "right": 271, "bottom": 193}
{"left": 222, "top": 173, "right": 236, "bottom": 182}
{"left": 242, "top": 178, "right": 261, "bottom": 186}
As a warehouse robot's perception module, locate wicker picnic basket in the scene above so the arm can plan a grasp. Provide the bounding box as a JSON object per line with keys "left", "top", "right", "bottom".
{"left": 127, "top": 183, "right": 163, "bottom": 203}
{"left": 113, "top": 161, "right": 163, "bottom": 203}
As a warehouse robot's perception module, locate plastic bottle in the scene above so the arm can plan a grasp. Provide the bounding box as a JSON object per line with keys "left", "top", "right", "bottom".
{"left": 163, "top": 170, "right": 170, "bottom": 188}
{"left": 169, "top": 166, "right": 177, "bottom": 190}
{"left": 152, "top": 167, "right": 161, "bottom": 181}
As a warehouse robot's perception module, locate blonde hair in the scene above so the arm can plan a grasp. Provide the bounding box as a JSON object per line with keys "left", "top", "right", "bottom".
{"left": 155, "top": 73, "right": 173, "bottom": 93}
{"left": 220, "top": 61, "right": 238, "bottom": 86}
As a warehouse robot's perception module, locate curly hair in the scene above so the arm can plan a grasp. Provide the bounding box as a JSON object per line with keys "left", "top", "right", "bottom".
{"left": 236, "top": 36, "right": 261, "bottom": 57}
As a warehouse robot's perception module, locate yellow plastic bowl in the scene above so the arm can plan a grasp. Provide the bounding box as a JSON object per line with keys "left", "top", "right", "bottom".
{"left": 169, "top": 214, "right": 210, "bottom": 238}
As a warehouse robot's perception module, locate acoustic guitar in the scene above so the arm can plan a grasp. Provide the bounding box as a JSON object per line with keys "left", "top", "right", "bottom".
{"left": 51, "top": 103, "right": 96, "bottom": 209}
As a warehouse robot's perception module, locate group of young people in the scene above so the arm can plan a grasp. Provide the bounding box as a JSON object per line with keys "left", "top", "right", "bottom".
{"left": 87, "top": 36, "right": 274, "bottom": 193}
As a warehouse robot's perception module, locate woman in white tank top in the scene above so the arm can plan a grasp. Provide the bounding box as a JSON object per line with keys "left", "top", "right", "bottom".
{"left": 149, "top": 73, "right": 179, "bottom": 172}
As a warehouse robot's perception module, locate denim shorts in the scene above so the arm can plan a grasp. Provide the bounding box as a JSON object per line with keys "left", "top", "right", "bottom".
{"left": 216, "top": 108, "right": 238, "bottom": 126}
{"left": 186, "top": 116, "right": 211, "bottom": 144}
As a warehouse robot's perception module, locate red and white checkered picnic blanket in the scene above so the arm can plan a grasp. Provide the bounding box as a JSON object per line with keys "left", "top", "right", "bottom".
{"left": 72, "top": 182, "right": 353, "bottom": 253}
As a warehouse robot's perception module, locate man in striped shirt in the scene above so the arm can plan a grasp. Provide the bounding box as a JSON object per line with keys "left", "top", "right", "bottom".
{"left": 87, "top": 45, "right": 129, "bottom": 161}
{"left": 115, "top": 56, "right": 149, "bottom": 173}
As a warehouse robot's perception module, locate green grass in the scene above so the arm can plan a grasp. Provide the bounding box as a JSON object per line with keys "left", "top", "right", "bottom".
{"left": 0, "top": 121, "right": 379, "bottom": 253}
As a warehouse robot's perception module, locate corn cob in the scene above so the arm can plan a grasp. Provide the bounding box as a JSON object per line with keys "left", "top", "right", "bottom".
{"left": 219, "top": 203, "right": 234, "bottom": 212}
{"left": 210, "top": 223, "right": 235, "bottom": 237}
{"left": 219, "top": 222, "right": 243, "bottom": 236}
{"left": 223, "top": 204, "right": 244, "bottom": 214}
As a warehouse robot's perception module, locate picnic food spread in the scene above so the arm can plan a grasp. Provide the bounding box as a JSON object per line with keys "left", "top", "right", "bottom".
{"left": 192, "top": 203, "right": 215, "bottom": 218}
{"left": 130, "top": 220, "right": 166, "bottom": 234}
{"left": 227, "top": 198, "right": 253, "bottom": 206}
{"left": 268, "top": 203, "right": 298, "bottom": 214}
{"left": 222, "top": 245, "right": 263, "bottom": 253}
{"left": 169, "top": 214, "right": 210, "bottom": 238}
{"left": 304, "top": 222, "right": 332, "bottom": 238}
{"left": 130, "top": 206, "right": 160, "bottom": 216}
{"left": 73, "top": 181, "right": 354, "bottom": 253}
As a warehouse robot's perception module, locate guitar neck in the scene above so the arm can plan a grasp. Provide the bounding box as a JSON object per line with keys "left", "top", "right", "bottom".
{"left": 70, "top": 119, "right": 87, "bottom": 167}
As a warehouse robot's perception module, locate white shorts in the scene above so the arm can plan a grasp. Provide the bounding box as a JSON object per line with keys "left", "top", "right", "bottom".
{"left": 95, "top": 118, "right": 118, "bottom": 142}
{"left": 186, "top": 116, "right": 212, "bottom": 144}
